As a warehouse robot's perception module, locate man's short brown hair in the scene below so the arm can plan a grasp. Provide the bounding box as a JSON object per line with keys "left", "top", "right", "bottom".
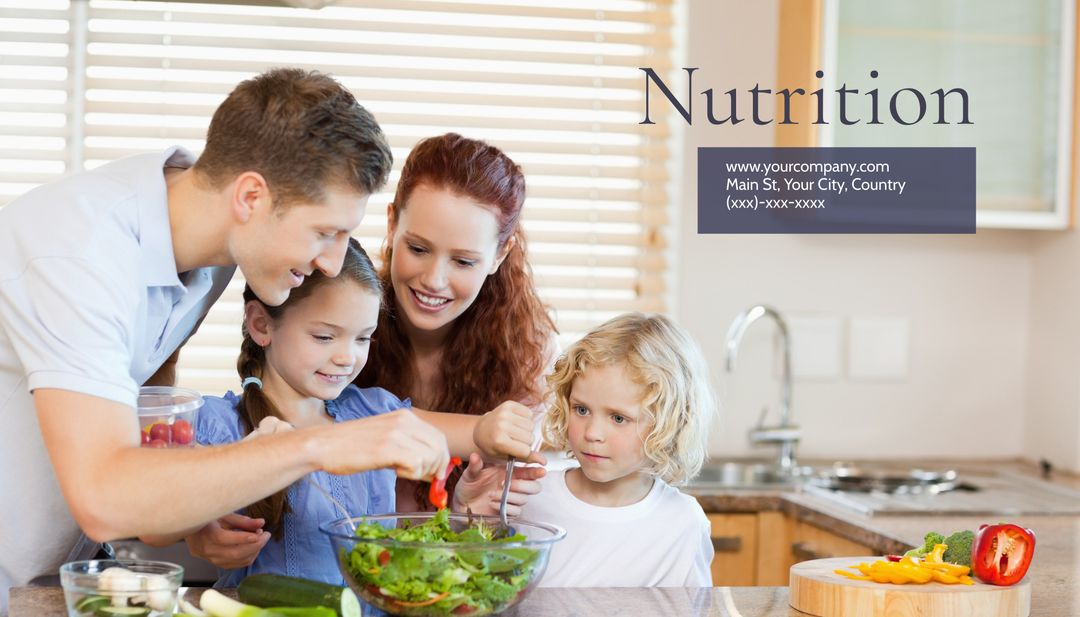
{"left": 193, "top": 67, "right": 392, "bottom": 206}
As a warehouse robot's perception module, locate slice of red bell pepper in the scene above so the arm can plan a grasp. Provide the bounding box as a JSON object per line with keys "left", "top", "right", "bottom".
{"left": 971, "top": 522, "right": 1035, "bottom": 586}
{"left": 428, "top": 456, "right": 462, "bottom": 510}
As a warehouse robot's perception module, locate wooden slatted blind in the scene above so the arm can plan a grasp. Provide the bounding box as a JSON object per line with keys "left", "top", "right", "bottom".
{"left": 1, "top": 0, "right": 675, "bottom": 394}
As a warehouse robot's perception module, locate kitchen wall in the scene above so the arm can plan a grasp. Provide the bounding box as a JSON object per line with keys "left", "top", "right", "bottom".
{"left": 674, "top": 0, "right": 1053, "bottom": 466}
{"left": 1027, "top": 235, "right": 1080, "bottom": 471}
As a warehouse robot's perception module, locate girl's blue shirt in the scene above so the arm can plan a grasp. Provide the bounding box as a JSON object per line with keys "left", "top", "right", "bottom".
{"left": 195, "top": 385, "right": 406, "bottom": 587}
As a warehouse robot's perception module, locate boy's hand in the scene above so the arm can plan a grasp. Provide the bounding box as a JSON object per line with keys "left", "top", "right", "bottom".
{"left": 473, "top": 401, "right": 539, "bottom": 461}
{"left": 451, "top": 453, "right": 546, "bottom": 517}
{"left": 185, "top": 513, "right": 270, "bottom": 569}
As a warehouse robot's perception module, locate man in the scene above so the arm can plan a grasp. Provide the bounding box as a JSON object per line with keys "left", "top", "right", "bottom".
{"left": 0, "top": 68, "right": 452, "bottom": 613}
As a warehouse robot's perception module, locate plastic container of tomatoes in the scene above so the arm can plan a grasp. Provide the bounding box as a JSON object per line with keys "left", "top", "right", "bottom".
{"left": 137, "top": 386, "right": 201, "bottom": 448}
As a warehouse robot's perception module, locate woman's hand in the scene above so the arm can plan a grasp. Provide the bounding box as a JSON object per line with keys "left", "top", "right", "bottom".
{"left": 451, "top": 453, "right": 546, "bottom": 517}
{"left": 473, "top": 401, "right": 541, "bottom": 462}
{"left": 185, "top": 513, "right": 271, "bottom": 569}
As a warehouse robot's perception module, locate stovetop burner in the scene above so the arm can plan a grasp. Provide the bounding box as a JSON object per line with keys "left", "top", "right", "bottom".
{"left": 805, "top": 463, "right": 962, "bottom": 494}
{"left": 801, "top": 468, "right": 1080, "bottom": 516}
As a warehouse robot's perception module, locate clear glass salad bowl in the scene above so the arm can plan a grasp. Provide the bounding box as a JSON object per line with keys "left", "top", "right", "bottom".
{"left": 59, "top": 559, "right": 183, "bottom": 617}
{"left": 321, "top": 511, "right": 564, "bottom": 617}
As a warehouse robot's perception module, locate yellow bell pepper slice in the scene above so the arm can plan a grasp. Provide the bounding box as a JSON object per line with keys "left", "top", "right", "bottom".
{"left": 834, "top": 569, "right": 873, "bottom": 581}
{"left": 833, "top": 544, "right": 976, "bottom": 586}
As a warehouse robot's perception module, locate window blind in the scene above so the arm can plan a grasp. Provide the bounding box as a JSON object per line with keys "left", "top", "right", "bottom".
{"left": 0, "top": 1, "right": 73, "bottom": 203}
{"left": 2, "top": 0, "right": 675, "bottom": 395}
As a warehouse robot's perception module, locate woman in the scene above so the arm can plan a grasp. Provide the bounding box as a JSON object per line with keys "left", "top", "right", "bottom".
{"left": 355, "top": 132, "right": 558, "bottom": 510}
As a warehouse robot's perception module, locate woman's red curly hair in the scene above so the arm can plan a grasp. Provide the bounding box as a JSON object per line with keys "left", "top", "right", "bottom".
{"left": 355, "top": 133, "right": 556, "bottom": 506}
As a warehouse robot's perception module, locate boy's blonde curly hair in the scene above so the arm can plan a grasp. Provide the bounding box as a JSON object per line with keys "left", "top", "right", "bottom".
{"left": 542, "top": 313, "right": 718, "bottom": 486}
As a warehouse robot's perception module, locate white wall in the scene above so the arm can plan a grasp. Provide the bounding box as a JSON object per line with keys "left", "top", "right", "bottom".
{"left": 1026, "top": 232, "right": 1080, "bottom": 471}
{"left": 676, "top": 0, "right": 1041, "bottom": 464}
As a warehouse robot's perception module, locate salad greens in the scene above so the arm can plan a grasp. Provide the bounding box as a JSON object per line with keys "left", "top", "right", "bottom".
{"left": 343, "top": 509, "right": 540, "bottom": 616}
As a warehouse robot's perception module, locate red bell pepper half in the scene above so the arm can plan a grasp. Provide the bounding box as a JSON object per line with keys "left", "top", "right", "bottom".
{"left": 429, "top": 456, "right": 462, "bottom": 510}
{"left": 971, "top": 523, "right": 1035, "bottom": 586}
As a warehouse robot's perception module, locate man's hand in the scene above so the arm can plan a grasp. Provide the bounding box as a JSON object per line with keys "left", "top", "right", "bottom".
{"left": 319, "top": 409, "right": 450, "bottom": 480}
{"left": 473, "top": 401, "right": 538, "bottom": 461}
{"left": 451, "top": 453, "right": 546, "bottom": 517}
{"left": 34, "top": 389, "right": 444, "bottom": 542}
{"left": 185, "top": 513, "right": 270, "bottom": 569}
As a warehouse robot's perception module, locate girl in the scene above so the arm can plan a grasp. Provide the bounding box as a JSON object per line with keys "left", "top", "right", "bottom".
{"left": 521, "top": 313, "right": 718, "bottom": 587}
{"left": 145, "top": 239, "right": 538, "bottom": 586}
{"left": 355, "top": 133, "right": 558, "bottom": 510}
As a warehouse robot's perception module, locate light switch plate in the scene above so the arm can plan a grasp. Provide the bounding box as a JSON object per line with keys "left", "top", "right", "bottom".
{"left": 848, "top": 318, "right": 909, "bottom": 381}
{"left": 788, "top": 315, "right": 843, "bottom": 379}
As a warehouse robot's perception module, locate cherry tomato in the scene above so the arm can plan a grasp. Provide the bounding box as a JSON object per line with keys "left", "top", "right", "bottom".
{"left": 149, "top": 423, "right": 171, "bottom": 443}
{"left": 171, "top": 419, "right": 194, "bottom": 445}
{"left": 140, "top": 431, "right": 151, "bottom": 445}
{"left": 147, "top": 438, "right": 168, "bottom": 448}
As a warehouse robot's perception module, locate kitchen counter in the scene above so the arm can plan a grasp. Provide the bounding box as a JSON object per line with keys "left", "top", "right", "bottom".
{"left": 11, "top": 460, "right": 1080, "bottom": 616}
{"left": 11, "top": 586, "right": 807, "bottom": 617}
{"left": 688, "top": 458, "right": 1080, "bottom": 615}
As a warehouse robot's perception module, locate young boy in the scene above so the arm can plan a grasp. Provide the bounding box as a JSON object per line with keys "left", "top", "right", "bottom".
{"left": 0, "top": 68, "right": 454, "bottom": 611}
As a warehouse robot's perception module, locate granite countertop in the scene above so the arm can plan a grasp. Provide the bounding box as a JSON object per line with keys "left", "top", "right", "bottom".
{"left": 688, "top": 458, "right": 1080, "bottom": 616}
{"left": 11, "top": 586, "right": 805, "bottom": 617}
{"left": 11, "top": 459, "right": 1079, "bottom": 617}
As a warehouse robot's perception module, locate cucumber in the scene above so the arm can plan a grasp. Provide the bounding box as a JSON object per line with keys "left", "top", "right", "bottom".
{"left": 237, "top": 575, "right": 360, "bottom": 617}
{"left": 95, "top": 607, "right": 151, "bottom": 617}
{"left": 75, "top": 596, "right": 110, "bottom": 614}
{"left": 265, "top": 608, "right": 336, "bottom": 617}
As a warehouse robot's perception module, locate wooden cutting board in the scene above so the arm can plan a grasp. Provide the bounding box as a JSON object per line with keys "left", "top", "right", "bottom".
{"left": 789, "top": 557, "right": 1030, "bottom": 617}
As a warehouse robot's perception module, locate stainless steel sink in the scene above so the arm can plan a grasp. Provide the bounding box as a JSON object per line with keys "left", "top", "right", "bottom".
{"left": 691, "top": 461, "right": 813, "bottom": 489}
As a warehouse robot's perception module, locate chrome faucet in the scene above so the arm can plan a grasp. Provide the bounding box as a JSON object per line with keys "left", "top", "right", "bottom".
{"left": 724, "top": 305, "right": 801, "bottom": 476}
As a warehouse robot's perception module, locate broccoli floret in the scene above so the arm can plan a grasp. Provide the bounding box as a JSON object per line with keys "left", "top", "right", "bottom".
{"left": 942, "top": 530, "right": 975, "bottom": 567}
{"left": 903, "top": 531, "right": 946, "bottom": 558}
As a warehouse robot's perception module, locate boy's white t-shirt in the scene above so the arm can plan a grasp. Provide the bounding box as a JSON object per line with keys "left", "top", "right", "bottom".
{"left": 521, "top": 468, "right": 714, "bottom": 587}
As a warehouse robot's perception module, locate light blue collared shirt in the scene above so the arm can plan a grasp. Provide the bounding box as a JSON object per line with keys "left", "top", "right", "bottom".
{"left": 0, "top": 147, "right": 235, "bottom": 613}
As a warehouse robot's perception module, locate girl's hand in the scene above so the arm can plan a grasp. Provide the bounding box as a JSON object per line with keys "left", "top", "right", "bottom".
{"left": 185, "top": 513, "right": 271, "bottom": 569}
{"left": 451, "top": 453, "right": 546, "bottom": 517}
{"left": 241, "top": 416, "right": 295, "bottom": 441}
{"left": 473, "top": 401, "right": 541, "bottom": 461}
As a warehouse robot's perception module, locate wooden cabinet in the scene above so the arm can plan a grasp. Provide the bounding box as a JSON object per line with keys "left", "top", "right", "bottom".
{"left": 707, "top": 511, "right": 876, "bottom": 586}
{"left": 790, "top": 519, "right": 877, "bottom": 561}
{"left": 755, "top": 511, "right": 796, "bottom": 586}
{"left": 707, "top": 514, "right": 757, "bottom": 586}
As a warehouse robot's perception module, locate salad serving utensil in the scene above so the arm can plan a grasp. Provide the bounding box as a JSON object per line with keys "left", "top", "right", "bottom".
{"left": 496, "top": 457, "right": 516, "bottom": 538}
{"left": 305, "top": 476, "right": 357, "bottom": 533}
